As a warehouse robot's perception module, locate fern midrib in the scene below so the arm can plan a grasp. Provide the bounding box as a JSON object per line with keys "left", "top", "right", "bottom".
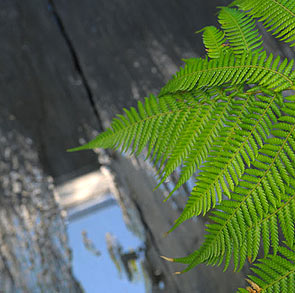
{"left": 222, "top": 8, "right": 249, "bottom": 51}
{"left": 171, "top": 64, "right": 293, "bottom": 90}
{"left": 196, "top": 123, "right": 295, "bottom": 264}
{"left": 190, "top": 93, "right": 277, "bottom": 208}
{"left": 240, "top": 124, "right": 295, "bottom": 243}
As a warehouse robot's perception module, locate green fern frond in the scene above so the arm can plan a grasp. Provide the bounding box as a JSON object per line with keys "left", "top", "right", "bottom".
{"left": 68, "top": 95, "right": 204, "bottom": 155}
{"left": 68, "top": 94, "right": 225, "bottom": 195}
{"left": 218, "top": 7, "right": 263, "bottom": 55}
{"left": 69, "top": 1, "right": 295, "bottom": 290}
{"left": 160, "top": 51, "right": 295, "bottom": 96}
{"left": 238, "top": 246, "right": 295, "bottom": 293}
{"left": 158, "top": 96, "right": 232, "bottom": 195}
{"left": 200, "top": 26, "right": 228, "bottom": 59}
{"left": 168, "top": 102, "right": 295, "bottom": 271}
{"left": 237, "top": 185, "right": 295, "bottom": 269}
{"left": 233, "top": 0, "right": 295, "bottom": 47}
{"left": 168, "top": 89, "right": 281, "bottom": 227}
{"left": 164, "top": 86, "right": 244, "bottom": 195}
{"left": 151, "top": 97, "right": 214, "bottom": 168}
{"left": 167, "top": 95, "right": 247, "bottom": 197}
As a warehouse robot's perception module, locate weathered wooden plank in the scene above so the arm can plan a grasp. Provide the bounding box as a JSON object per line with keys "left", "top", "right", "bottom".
{"left": 2, "top": 0, "right": 295, "bottom": 291}
{"left": 51, "top": 0, "right": 230, "bottom": 122}
{"left": 51, "top": 0, "right": 248, "bottom": 292}
{"left": 0, "top": 0, "right": 100, "bottom": 181}
{"left": 0, "top": 109, "right": 83, "bottom": 292}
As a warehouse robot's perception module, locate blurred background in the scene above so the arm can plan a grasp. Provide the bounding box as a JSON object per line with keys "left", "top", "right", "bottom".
{"left": 0, "top": 0, "right": 274, "bottom": 292}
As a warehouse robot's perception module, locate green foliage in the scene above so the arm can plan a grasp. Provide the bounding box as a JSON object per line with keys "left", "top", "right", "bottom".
{"left": 218, "top": 7, "right": 263, "bottom": 55}
{"left": 238, "top": 246, "right": 295, "bottom": 292}
{"left": 233, "top": 0, "right": 295, "bottom": 46}
{"left": 200, "top": 26, "right": 227, "bottom": 58}
{"left": 69, "top": 0, "right": 295, "bottom": 291}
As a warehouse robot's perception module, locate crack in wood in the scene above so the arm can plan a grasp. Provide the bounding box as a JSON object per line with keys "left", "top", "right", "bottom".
{"left": 48, "top": 0, "right": 104, "bottom": 132}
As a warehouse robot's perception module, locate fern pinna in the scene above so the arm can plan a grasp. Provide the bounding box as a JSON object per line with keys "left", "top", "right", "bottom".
{"left": 69, "top": 0, "right": 295, "bottom": 291}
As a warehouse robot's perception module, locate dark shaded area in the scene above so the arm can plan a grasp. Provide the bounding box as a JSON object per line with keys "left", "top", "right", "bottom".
{"left": 0, "top": 0, "right": 101, "bottom": 182}
{"left": 52, "top": 0, "right": 230, "bottom": 118}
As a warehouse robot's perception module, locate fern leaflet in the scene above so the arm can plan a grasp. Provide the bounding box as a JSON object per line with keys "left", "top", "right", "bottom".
{"left": 233, "top": 0, "right": 295, "bottom": 46}
{"left": 160, "top": 51, "right": 295, "bottom": 96}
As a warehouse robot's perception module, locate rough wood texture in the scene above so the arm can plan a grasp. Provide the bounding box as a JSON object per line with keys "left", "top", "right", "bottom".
{"left": 3, "top": 0, "right": 276, "bottom": 291}
{"left": 51, "top": 0, "right": 230, "bottom": 121}
{"left": 50, "top": 0, "right": 248, "bottom": 292}
{"left": 0, "top": 0, "right": 101, "bottom": 182}
{"left": 0, "top": 110, "right": 83, "bottom": 292}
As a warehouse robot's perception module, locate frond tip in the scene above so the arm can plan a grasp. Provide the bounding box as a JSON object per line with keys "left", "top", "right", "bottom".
{"left": 67, "top": 94, "right": 205, "bottom": 159}
{"left": 200, "top": 26, "right": 227, "bottom": 59}
{"left": 160, "top": 51, "right": 295, "bottom": 96}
